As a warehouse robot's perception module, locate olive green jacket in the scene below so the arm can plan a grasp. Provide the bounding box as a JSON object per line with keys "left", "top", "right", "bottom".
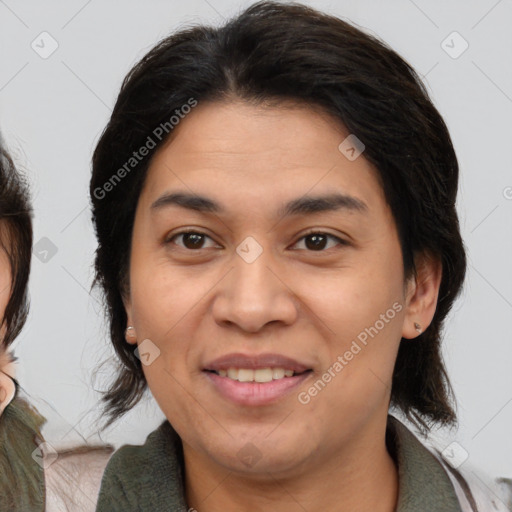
{"left": 0, "top": 396, "right": 112, "bottom": 512}
{"left": 95, "top": 415, "right": 511, "bottom": 511}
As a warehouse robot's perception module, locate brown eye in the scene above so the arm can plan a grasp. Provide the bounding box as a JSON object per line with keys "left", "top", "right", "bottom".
{"left": 167, "top": 231, "right": 217, "bottom": 250}
{"left": 293, "top": 232, "right": 347, "bottom": 252}
{"left": 166, "top": 230, "right": 347, "bottom": 253}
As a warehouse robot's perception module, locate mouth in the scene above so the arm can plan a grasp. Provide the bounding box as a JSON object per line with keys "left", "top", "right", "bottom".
{"left": 202, "top": 353, "right": 314, "bottom": 405}
{"left": 204, "top": 367, "right": 311, "bottom": 382}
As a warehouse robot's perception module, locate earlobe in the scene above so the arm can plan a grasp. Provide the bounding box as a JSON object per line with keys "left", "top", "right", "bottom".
{"left": 125, "top": 325, "right": 137, "bottom": 345}
{"left": 401, "top": 252, "right": 442, "bottom": 340}
{"left": 122, "top": 295, "right": 137, "bottom": 345}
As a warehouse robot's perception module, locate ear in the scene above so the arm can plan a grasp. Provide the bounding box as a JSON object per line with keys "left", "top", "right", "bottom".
{"left": 401, "top": 251, "right": 442, "bottom": 339}
{"left": 121, "top": 293, "right": 137, "bottom": 346}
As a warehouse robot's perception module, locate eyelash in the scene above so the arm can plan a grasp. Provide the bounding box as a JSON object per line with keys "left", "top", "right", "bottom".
{"left": 165, "top": 229, "right": 348, "bottom": 253}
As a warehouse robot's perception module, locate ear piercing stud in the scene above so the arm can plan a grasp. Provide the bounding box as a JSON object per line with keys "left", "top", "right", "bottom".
{"left": 414, "top": 322, "right": 422, "bottom": 334}
{"left": 125, "top": 326, "right": 136, "bottom": 339}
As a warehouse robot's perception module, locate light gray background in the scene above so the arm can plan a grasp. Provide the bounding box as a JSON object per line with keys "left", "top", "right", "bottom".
{"left": 0, "top": 0, "right": 510, "bottom": 479}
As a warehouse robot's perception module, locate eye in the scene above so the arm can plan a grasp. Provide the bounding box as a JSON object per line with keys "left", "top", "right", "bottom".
{"left": 165, "top": 230, "right": 348, "bottom": 252}
{"left": 291, "top": 231, "right": 348, "bottom": 252}
{"left": 166, "top": 230, "right": 218, "bottom": 250}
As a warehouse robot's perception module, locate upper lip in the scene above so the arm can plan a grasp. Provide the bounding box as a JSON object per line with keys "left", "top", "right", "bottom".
{"left": 203, "top": 353, "right": 312, "bottom": 373}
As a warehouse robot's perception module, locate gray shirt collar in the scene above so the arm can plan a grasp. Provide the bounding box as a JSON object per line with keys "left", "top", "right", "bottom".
{"left": 96, "top": 415, "right": 463, "bottom": 511}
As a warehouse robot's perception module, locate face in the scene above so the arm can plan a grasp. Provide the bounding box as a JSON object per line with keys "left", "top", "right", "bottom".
{"left": 124, "top": 100, "right": 440, "bottom": 478}
{"left": 0, "top": 236, "right": 11, "bottom": 341}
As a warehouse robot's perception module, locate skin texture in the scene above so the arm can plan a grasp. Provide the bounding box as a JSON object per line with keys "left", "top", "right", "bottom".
{"left": 124, "top": 100, "right": 442, "bottom": 512}
{"left": 0, "top": 241, "right": 10, "bottom": 341}
{"left": 0, "top": 237, "right": 12, "bottom": 408}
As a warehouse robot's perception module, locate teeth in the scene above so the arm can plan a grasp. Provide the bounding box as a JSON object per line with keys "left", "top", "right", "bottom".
{"left": 216, "top": 367, "right": 297, "bottom": 382}
{"left": 238, "top": 369, "right": 254, "bottom": 382}
{"left": 272, "top": 368, "right": 285, "bottom": 379}
{"left": 254, "top": 368, "right": 273, "bottom": 383}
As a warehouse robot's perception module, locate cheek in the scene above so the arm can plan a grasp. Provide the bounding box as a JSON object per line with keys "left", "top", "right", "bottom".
{"left": 301, "top": 244, "right": 405, "bottom": 405}
{"left": 305, "top": 256, "right": 404, "bottom": 345}
{"left": 128, "top": 261, "right": 210, "bottom": 385}
{"left": 129, "top": 252, "right": 196, "bottom": 332}
{"left": 0, "top": 269, "right": 11, "bottom": 323}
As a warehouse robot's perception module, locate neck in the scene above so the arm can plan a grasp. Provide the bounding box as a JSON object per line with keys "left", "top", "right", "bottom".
{"left": 183, "top": 419, "right": 398, "bottom": 512}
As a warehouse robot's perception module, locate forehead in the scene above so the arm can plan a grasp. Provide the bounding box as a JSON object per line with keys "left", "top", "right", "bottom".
{"left": 140, "top": 100, "right": 387, "bottom": 219}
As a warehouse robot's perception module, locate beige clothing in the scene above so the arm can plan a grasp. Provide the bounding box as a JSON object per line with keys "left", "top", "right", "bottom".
{"left": 44, "top": 448, "right": 113, "bottom": 512}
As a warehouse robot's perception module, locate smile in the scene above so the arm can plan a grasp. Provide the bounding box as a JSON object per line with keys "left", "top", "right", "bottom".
{"left": 212, "top": 367, "right": 298, "bottom": 382}
{"left": 202, "top": 353, "right": 314, "bottom": 406}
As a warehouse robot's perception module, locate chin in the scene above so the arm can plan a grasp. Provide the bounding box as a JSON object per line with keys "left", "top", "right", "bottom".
{"left": 205, "top": 434, "right": 312, "bottom": 477}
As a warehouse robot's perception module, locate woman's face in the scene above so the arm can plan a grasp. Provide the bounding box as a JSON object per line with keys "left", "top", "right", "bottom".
{"left": 0, "top": 240, "right": 11, "bottom": 339}
{"left": 124, "top": 100, "right": 440, "bottom": 477}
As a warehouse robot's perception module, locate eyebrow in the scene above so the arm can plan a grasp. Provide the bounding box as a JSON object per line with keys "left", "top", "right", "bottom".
{"left": 151, "top": 191, "right": 368, "bottom": 218}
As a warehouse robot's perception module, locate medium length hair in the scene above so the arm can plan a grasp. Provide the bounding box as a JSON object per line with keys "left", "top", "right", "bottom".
{"left": 90, "top": 0, "right": 467, "bottom": 432}
{"left": 0, "top": 147, "right": 32, "bottom": 347}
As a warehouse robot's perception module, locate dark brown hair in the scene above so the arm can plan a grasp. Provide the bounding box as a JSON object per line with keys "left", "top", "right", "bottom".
{"left": 0, "top": 146, "right": 32, "bottom": 347}
{"left": 0, "top": 141, "right": 115, "bottom": 509}
{"left": 0, "top": 140, "right": 45, "bottom": 510}
{"left": 90, "top": 0, "right": 467, "bottom": 433}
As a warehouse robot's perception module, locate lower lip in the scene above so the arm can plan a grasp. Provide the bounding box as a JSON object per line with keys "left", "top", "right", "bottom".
{"left": 203, "top": 371, "right": 311, "bottom": 406}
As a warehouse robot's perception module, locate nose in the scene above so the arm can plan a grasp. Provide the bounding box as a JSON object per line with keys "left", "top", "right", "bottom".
{"left": 211, "top": 244, "right": 298, "bottom": 333}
